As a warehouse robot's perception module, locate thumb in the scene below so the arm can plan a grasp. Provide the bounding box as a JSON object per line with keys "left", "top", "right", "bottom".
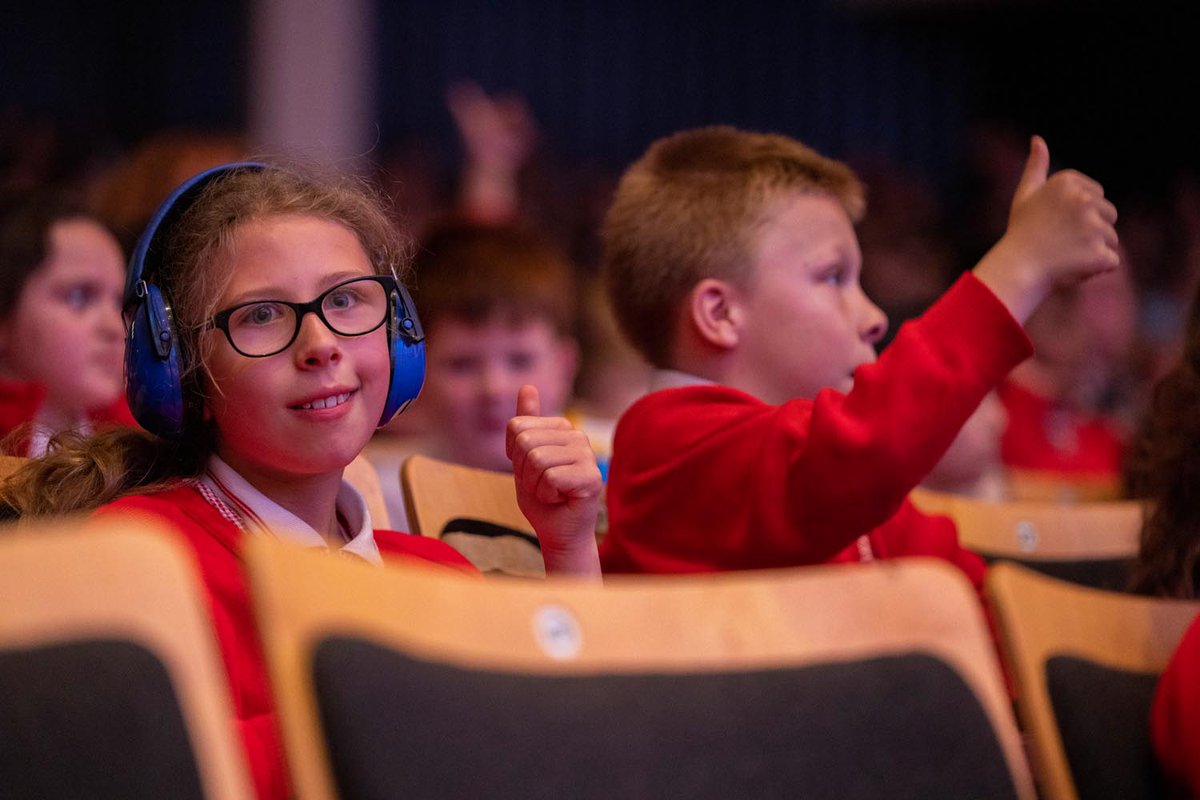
{"left": 516, "top": 384, "right": 542, "bottom": 417}
{"left": 1012, "top": 135, "right": 1050, "bottom": 206}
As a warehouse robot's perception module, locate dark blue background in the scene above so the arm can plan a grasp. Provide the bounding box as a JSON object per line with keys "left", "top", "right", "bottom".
{"left": 1, "top": 1, "right": 1192, "bottom": 201}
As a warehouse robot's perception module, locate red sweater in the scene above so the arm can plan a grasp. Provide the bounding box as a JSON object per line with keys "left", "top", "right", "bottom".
{"left": 997, "top": 379, "right": 1125, "bottom": 477}
{"left": 0, "top": 377, "right": 136, "bottom": 455}
{"left": 94, "top": 484, "right": 475, "bottom": 800}
{"left": 599, "top": 274, "right": 1032, "bottom": 588}
{"left": 1153, "top": 612, "right": 1200, "bottom": 798}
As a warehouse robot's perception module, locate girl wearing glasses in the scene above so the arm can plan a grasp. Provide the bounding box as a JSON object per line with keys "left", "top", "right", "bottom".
{"left": 1, "top": 163, "right": 602, "bottom": 799}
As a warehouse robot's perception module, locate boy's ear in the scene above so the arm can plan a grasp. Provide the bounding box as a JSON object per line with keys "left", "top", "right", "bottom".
{"left": 688, "top": 279, "right": 742, "bottom": 350}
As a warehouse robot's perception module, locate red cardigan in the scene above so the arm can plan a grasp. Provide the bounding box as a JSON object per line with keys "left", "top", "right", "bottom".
{"left": 0, "top": 377, "right": 136, "bottom": 455}
{"left": 599, "top": 274, "right": 1032, "bottom": 589}
{"left": 1153, "top": 612, "right": 1200, "bottom": 798}
{"left": 997, "top": 379, "right": 1125, "bottom": 477}
{"left": 94, "top": 484, "right": 475, "bottom": 800}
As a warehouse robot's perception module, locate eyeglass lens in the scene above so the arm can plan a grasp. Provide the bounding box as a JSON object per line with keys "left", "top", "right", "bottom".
{"left": 226, "top": 278, "right": 389, "bottom": 356}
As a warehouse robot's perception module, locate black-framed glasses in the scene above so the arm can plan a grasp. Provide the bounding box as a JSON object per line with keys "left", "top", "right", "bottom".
{"left": 208, "top": 275, "right": 417, "bottom": 358}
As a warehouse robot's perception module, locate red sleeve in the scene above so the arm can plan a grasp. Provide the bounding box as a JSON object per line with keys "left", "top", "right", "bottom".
{"left": 604, "top": 274, "right": 1031, "bottom": 574}
{"left": 93, "top": 492, "right": 290, "bottom": 800}
{"left": 784, "top": 273, "right": 1032, "bottom": 558}
{"left": 1153, "top": 613, "right": 1200, "bottom": 798}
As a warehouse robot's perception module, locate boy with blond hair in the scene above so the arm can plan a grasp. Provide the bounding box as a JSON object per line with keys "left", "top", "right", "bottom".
{"left": 598, "top": 126, "right": 1118, "bottom": 585}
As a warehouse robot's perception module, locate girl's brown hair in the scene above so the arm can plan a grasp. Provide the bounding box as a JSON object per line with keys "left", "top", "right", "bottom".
{"left": 1128, "top": 289, "right": 1200, "bottom": 598}
{"left": 0, "top": 190, "right": 96, "bottom": 319}
{"left": 1, "top": 162, "right": 411, "bottom": 518}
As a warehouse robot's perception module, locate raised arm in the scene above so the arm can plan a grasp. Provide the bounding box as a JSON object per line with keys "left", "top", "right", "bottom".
{"left": 447, "top": 80, "right": 537, "bottom": 224}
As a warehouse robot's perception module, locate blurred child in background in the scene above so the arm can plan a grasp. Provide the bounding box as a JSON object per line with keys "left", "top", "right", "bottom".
{"left": 0, "top": 190, "right": 131, "bottom": 455}
{"left": 998, "top": 261, "right": 1137, "bottom": 499}
{"left": 365, "top": 218, "right": 580, "bottom": 528}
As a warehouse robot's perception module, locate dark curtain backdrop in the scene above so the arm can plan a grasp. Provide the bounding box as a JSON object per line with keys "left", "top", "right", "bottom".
{"left": 2, "top": 1, "right": 1194, "bottom": 201}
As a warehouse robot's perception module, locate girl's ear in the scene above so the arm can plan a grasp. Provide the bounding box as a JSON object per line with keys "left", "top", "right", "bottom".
{"left": 687, "top": 279, "right": 742, "bottom": 351}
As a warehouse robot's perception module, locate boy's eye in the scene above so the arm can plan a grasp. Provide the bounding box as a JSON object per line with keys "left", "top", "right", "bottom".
{"left": 444, "top": 355, "right": 482, "bottom": 375}
{"left": 819, "top": 269, "right": 845, "bottom": 286}
{"left": 507, "top": 351, "right": 536, "bottom": 371}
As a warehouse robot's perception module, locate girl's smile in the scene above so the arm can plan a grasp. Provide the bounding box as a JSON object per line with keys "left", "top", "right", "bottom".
{"left": 290, "top": 388, "right": 357, "bottom": 411}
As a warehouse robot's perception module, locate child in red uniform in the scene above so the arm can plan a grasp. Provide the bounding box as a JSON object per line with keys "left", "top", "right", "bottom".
{"left": 597, "top": 126, "right": 1118, "bottom": 587}
{"left": 1128, "top": 276, "right": 1200, "bottom": 795}
{"left": 1152, "top": 614, "right": 1200, "bottom": 798}
{"left": 997, "top": 263, "right": 1136, "bottom": 495}
{"left": 0, "top": 191, "right": 133, "bottom": 454}
{"left": 1, "top": 163, "right": 602, "bottom": 799}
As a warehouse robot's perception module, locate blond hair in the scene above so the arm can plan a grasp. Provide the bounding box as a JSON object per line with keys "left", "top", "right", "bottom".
{"left": 2, "top": 163, "right": 411, "bottom": 518}
{"left": 602, "top": 126, "right": 864, "bottom": 367}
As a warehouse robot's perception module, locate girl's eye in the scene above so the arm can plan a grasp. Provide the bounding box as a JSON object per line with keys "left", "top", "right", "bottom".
{"left": 325, "top": 288, "right": 358, "bottom": 310}
{"left": 820, "top": 269, "right": 845, "bottom": 287}
{"left": 233, "top": 302, "right": 287, "bottom": 328}
{"left": 60, "top": 284, "right": 98, "bottom": 310}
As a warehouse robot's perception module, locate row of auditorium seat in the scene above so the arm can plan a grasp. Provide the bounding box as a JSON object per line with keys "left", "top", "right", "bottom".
{"left": 0, "top": 454, "right": 1190, "bottom": 799}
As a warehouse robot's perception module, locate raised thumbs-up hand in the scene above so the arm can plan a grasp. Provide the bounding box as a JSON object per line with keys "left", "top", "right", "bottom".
{"left": 974, "top": 135, "right": 1120, "bottom": 323}
{"left": 506, "top": 384, "right": 603, "bottom": 579}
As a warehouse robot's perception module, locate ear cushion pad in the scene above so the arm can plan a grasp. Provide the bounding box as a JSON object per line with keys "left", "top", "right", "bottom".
{"left": 379, "top": 284, "right": 425, "bottom": 425}
{"left": 123, "top": 163, "right": 266, "bottom": 438}
{"left": 124, "top": 281, "right": 185, "bottom": 436}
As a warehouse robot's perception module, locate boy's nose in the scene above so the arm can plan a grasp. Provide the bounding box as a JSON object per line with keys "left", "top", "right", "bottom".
{"left": 860, "top": 298, "right": 888, "bottom": 346}
{"left": 479, "top": 361, "right": 512, "bottom": 398}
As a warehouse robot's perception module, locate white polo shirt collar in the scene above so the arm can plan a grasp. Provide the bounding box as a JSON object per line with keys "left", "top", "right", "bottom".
{"left": 198, "top": 454, "right": 383, "bottom": 566}
{"left": 649, "top": 369, "right": 714, "bottom": 392}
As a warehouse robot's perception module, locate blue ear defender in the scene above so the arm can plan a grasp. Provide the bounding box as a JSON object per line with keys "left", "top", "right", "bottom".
{"left": 125, "top": 162, "right": 267, "bottom": 438}
{"left": 124, "top": 161, "right": 427, "bottom": 437}
{"left": 379, "top": 275, "right": 425, "bottom": 426}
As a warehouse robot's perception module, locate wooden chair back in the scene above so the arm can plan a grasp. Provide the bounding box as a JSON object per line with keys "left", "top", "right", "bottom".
{"left": 246, "top": 544, "right": 1035, "bottom": 800}
{"left": 0, "top": 517, "right": 253, "bottom": 799}
{"left": 986, "top": 563, "right": 1200, "bottom": 800}
{"left": 400, "top": 453, "right": 543, "bottom": 577}
{"left": 343, "top": 453, "right": 390, "bottom": 530}
{"left": 1005, "top": 467, "right": 1123, "bottom": 503}
{"left": 911, "top": 488, "right": 1143, "bottom": 590}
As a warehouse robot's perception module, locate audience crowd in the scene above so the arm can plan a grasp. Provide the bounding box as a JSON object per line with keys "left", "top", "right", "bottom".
{"left": 3, "top": 83, "right": 1200, "bottom": 798}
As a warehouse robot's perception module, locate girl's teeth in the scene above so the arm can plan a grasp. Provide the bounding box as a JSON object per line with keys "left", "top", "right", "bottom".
{"left": 302, "top": 392, "right": 350, "bottom": 410}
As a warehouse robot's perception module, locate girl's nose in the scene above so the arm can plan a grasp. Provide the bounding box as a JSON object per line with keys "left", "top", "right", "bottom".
{"left": 294, "top": 312, "right": 342, "bottom": 366}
